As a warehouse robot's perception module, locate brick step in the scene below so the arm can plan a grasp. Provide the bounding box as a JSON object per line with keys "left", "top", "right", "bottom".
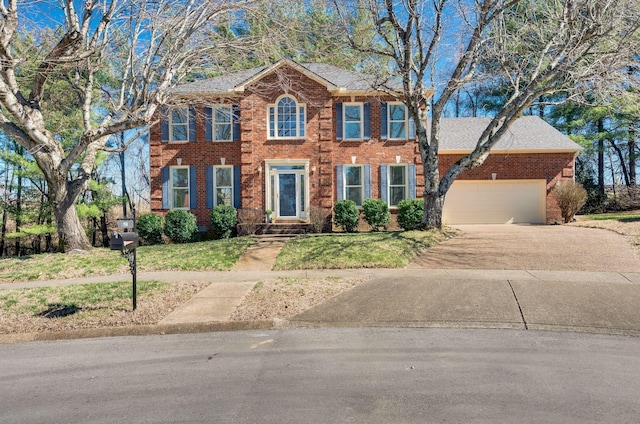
{"left": 256, "top": 223, "right": 310, "bottom": 235}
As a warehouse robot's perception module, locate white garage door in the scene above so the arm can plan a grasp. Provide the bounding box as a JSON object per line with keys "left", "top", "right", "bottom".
{"left": 442, "top": 180, "right": 546, "bottom": 224}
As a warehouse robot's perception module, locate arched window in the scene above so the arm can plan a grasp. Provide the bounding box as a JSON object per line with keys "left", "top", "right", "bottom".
{"left": 268, "top": 95, "right": 306, "bottom": 139}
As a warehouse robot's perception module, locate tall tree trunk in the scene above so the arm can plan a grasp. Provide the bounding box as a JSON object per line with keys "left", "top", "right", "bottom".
{"left": 609, "top": 140, "right": 631, "bottom": 187}
{"left": 597, "top": 118, "right": 605, "bottom": 195}
{"left": 49, "top": 178, "right": 92, "bottom": 252}
{"left": 629, "top": 123, "right": 636, "bottom": 186}
{"left": 14, "top": 169, "right": 22, "bottom": 256}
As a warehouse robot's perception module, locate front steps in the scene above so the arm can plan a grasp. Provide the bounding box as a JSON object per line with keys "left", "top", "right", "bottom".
{"left": 256, "top": 223, "right": 310, "bottom": 236}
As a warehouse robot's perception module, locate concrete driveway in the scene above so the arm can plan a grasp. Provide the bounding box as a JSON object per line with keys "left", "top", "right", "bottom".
{"left": 409, "top": 224, "right": 640, "bottom": 272}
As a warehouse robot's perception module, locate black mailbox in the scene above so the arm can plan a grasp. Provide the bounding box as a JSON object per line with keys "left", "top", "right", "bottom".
{"left": 110, "top": 232, "right": 139, "bottom": 251}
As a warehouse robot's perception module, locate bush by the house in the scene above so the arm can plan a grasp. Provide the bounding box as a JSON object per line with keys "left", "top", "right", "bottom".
{"left": 333, "top": 200, "right": 359, "bottom": 233}
{"left": 362, "top": 198, "right": 390, "bottom": 231}
{"left": 137, "top": 213, "right": 164, "bottom": 245}
{"left": 236, "top": 208, "right": 262, "bottom": 236}
{"left": 308, "top": 206, "right": 330, "bottom": 233}
{"left": 210, "top": 204, "right": 237, "bottom": 239}
{"left": 164, "top": 209, "right": 199, "bottom": 243}
{"left": 397, "top": 199, "right": 424, "bottom": 230}
{"left": 553, "top": 181, "right": 587, "bottom": 223}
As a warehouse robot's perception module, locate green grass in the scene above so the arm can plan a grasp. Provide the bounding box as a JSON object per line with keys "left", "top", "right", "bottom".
{"left": 0, "top": 281, "right": 166, "bottom": 316}
{"left": 0, "top": 237, "right": 256, "bottom": 282}
{"left": 582, "top": 212, "right": 640, "bottom": 222}
{"left": 273, "top": 230, "right": 448, "bottom": 270}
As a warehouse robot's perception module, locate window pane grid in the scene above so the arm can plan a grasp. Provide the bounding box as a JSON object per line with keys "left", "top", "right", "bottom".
{"left": 171, "top": 108, "right": 188, "bottom": 142}
{"left": 344, "top": 165, "right": 363, "bottom": 206}
{"left": 343, "top": 104, "right": 362, "bottom": 140}
{"left": 171, "top": 167, "right": 189, "bottom": 209}
{"left": 389, "top": 165, "right": 407, "bottom": 206}
{"left": 388, "top": 104, "right": 407, "bottom": 139}
{"left": 213, "top": 106, "right": 232, "bottom": 141}
{"left": 214, "top": 167, "right": 233, "bottom": 206}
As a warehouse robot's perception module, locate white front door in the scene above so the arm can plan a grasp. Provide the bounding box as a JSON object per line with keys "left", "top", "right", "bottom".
{"left": 266, "top": 161, "right": 308, "bottom": 220}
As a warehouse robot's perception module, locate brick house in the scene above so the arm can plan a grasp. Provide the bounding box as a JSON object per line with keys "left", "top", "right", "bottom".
{"left": 149, "top": 59, "right": 581, "bottom": 229}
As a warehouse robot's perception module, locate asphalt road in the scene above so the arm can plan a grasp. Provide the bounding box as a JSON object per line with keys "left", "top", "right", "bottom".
{"left": 2, "top": 328, "right": 640, "bottom": 423}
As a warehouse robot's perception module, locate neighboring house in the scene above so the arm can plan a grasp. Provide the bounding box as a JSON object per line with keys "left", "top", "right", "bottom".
{"left": 149, "top": 59, "right": 581, "bottom": 229}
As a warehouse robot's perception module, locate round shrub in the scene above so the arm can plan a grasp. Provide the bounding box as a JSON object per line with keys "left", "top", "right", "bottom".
{"left": 362, "top": 198, "right": 390, "bottom": 231}
{"left": 397, "top": 199, "right": 424, "bottom": 231}
{"left": 163, "top": 209, "right": 198, "bottom": 243}
{"left": 333, "top": 200, "right": 360, "bottom": 233}
{"left": 137, "top": 213, "right": 164, "bottom": 245}
{"left": 553, "top": 181, "right": 587, "bottom": 223}
{"left": 210, "top": 204, "right": 237, "bottom": 239}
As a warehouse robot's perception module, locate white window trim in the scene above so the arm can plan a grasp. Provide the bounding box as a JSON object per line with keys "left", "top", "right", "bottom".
{"left": 210, "top": 105, "right": 233, "bottom": 142}
{"left": 170, "top": 165, "right": 190, "bottom": 209}
{"left": 267, "top": 95, "right": 306, "bottom": 140}
{"left": 387, "top": 102, "right": 408, "bottom": 140}
{"left": 343, "top": 164, "right": 364, "bottom": 206}
{"left": 388, "top": 164, "right": 408, "bottom": 207}
{"left": 212, "top": 165, "right": 234, "bottom": 207}
{"left": 343, "top": 102, "right": 364, "bottom": 141}
{"left": 169, "top": 107, "right": 189, "bottom": 143}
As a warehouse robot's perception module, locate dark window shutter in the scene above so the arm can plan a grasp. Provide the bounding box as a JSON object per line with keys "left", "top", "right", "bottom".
{"left": 161, "top": 107, "right": 169, "bottom": 142}
{"left": 336, "top": 103, "right": 343, "bottom": 141}
{"left": 189, "top": 165, "right": 197, "bottom": 208}
{"left": 364, "top": 164, "right": 371, "bottom": 200}
{"left": 380, "top": 164, "right": 388, "bottom": 204}
{"left": 162, "top": 166, "right": 170, "bottom": 209}
{"left": 232, "top": 104, "right": 241, "bottom": 141}
{"left": 188, "top": 106, "right": 197, "bottom": 142}
{"left": 233, "top": 166, "right": 241, "bottom": 208}
{"left": 363, "top": 103, "right": 371, "bottom": 140}
{"left": 380, "top": 102, "right": 388, "bottom": 140}
{"left": 336, "top": 165, "right": 344, "bottom": 201}
{"left": 408, "top": 164, "right": 417, "bottom": 199}
{"left": 205, "top": 107, "right": 213, "bottom": 142}
{"left": 206, "top": 165, "right": 213, "bottom": 208}
{"left": 408, "top": 115, "right": 416, "bottom": 140}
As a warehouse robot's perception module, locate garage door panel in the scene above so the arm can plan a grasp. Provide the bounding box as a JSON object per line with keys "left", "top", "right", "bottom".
{"left": 442, "top": 180, "right": 546, "bottom": 224}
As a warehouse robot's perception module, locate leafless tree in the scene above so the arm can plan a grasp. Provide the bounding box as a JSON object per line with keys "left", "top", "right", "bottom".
{"left": 335, "top": 0, "right": 640, "bottom": 229}
{"left": 0, "top": 0, "right": 253, "bottom": 251}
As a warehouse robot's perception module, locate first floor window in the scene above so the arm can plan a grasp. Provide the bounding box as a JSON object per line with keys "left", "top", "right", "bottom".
{"left": 171, "top": 166, "right": 190, "bottom": 208}
{"left": 388, "top": 165, "right": 407, "bottom": 206}
{"left": 170, "top": 108, "right": 189, "bottom": 142}
{"left": 214, "top": 166, "right": 233, "bottom": 206}
{"left": 344, "top": 165, "right": 363, "bottom": 206}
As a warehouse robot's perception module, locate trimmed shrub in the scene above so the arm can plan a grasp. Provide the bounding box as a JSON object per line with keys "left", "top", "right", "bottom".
{"left": 333, "top": 200, "right": 359, "bottom": 233}
{"left": 362, "top": 198, "right": 391, "bottom": 231}
{"left": 163, "top": 209, "right": 199, "bottom": 243}
{"left": 553, "top": 181, "right": 587, "bottom": 223}
{"left": 137, "top": 213, "right": 164, "bottom": 245}
{"left": 397, "top": 199, "right": 424, "bottom": 231}
{"left": 210, "top": 204, "right": 237, "bottom": 239}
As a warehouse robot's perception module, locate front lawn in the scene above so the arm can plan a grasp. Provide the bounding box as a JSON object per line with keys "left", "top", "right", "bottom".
{"left": 273, "top": 230, "right": 449, "bottom": 270}
{"left": 0, "top": 280, "right": 208, "bottom": 334}
{"left": 0, "top": 237, "right": 256, "bottom": 283}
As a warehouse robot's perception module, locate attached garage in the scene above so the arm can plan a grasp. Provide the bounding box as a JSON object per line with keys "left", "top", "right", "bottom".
{"left": 442, "top": 180, "right": 547, "bottom": 224}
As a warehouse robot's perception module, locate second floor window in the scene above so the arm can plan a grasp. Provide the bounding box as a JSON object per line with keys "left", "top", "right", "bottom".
{"left": 388, "top": 103, "right": 407, "bottom": 139}
{"left": 213, "top": 106, "right": 232, "bottom": 141}
{"left": 343, "top": 103, "right": 363, "bottom": 140}
{"left": 268, "top": 95, "right": 306, "bottom": 139}
{"left": 170, "top": 108, "right": 189, "bottom": 142}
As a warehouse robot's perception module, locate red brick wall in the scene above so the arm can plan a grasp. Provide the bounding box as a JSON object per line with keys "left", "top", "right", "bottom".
{"left": 150, "top": 65, "right": 576, "bottom": 227}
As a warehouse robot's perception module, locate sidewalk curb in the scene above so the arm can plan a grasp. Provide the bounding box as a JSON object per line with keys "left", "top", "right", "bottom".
{"left": 0, "top": 320, "right": 275, "bottom": 345}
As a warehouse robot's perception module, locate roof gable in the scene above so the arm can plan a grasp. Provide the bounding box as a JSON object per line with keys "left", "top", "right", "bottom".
{"left": 172, "top": 58, "right": 406, "bottom": 96}
{"left": 438, "top": 116, "right": 583, "bottom": 153}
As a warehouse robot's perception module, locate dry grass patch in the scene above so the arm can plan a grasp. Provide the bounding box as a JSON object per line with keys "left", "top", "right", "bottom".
{"left": 570, "top": 212, "right": 640, "bottom": 248}
{"left": 0, "top": 281, "right": 208, "bottom": 334}
{"left": 230, "top": 276, "right": 365, "bottom": 321}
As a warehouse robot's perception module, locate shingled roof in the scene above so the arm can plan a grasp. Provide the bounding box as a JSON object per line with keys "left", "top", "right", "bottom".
{"left": 438, "top": 116, "right": 582, "bottom": 153}
{"left": 172, "top": 59, "right": 403, "bottom": 95}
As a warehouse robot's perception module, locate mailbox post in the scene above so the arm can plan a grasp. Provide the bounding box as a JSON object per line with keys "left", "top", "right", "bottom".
{"left": 111, "top": 207, "right": 138, "bottom": 310}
